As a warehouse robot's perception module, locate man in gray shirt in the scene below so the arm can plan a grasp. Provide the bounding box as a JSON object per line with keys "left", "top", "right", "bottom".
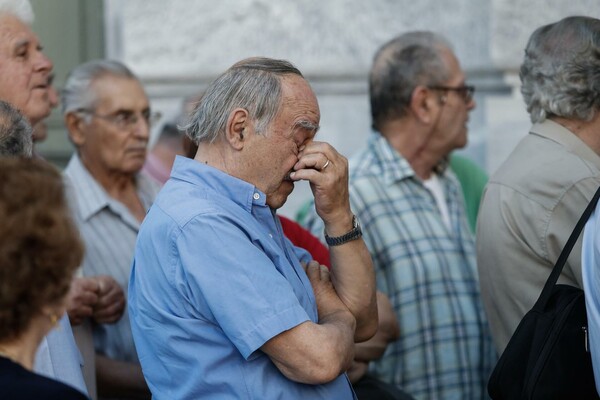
{"left": 477, "top": 16, "right": 600, "bottom": 353}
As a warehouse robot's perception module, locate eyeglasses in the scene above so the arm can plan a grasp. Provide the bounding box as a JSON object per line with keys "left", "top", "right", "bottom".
{"left": 429, "top": 84, "right": 475, "bottom": 103}
{"left": 77, "top": 108, "right": 161, "bottom": 129}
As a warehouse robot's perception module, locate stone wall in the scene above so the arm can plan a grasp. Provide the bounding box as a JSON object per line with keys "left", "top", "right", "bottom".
{"left": 104, "top": 0, "right": 600, "bottom": 217}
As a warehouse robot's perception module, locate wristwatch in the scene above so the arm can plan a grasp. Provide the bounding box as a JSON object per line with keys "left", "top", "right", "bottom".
{"left": 325, "top": 215, "right": 362, "bottom": 246}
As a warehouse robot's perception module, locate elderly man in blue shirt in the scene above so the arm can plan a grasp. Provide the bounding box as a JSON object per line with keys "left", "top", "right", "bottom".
{"left": 129, "top": 57, "right": 377, "bottom": 399}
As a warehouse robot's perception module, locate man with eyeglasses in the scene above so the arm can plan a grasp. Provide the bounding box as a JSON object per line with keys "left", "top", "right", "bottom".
{"left": 61, "top": 59, "right": 159, "bottom": 400}
{"left": 304, "top": 31, "right": 495, "bottom": 399}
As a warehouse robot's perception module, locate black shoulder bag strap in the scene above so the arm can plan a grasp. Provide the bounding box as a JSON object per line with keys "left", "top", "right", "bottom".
{"left": 533, "top": 186, "right": 600, "bottom": 312}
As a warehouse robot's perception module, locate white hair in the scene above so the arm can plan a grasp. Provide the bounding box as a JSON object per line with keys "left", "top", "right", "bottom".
{"left": 61, "top": 59, "right": 137, "bottom": 117}
{"left": 0, "top": 0, "right": 34, "bottom": 24}
{"left": 520, "top": 16, "right": 600, "bottom": 123}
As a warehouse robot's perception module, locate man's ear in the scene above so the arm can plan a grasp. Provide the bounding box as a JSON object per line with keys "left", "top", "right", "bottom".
{"left": 65, "top": 112, "right": 87, "bottom": 147}
{"left": 410, "top": 86, "right": 440, "bottom": 125}
{"left": 225, "top": 108, "right": 249, "bottom": 150}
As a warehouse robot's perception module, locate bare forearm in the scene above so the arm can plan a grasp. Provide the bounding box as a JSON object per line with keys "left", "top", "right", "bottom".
{"left": 294, "top": 141, "right": 377, "bottom": 342}
{"left": 267, "top": 311, "right": 356, "bottom": 384}
{"left": 354, "top": 291, "right": 399, "bottom": 361}
{"left": 96, "top": 355, "right": 151, "bottom": 399}
{"left": 328, "top": 238, "right": 378, "bottom": 342}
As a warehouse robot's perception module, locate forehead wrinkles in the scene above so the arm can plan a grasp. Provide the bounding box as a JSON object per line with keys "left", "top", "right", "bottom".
{"left": 441, "top": 51, "right": 465, "bottom": 85}
{"left": 280, "top": 90, "right": 320, "bottom": 122}
{"left": 91, "top": 77, "right": 148, "bottom": 110}
{"left": 0, "top": 17, "right": 34, "bottom": 48}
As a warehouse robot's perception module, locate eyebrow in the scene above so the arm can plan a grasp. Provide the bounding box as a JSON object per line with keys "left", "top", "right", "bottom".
{"left": 13, "top": 39, "right": 29, "bottom": 51}
{"left": 110, "top": 106, "right": 151, "bottom": 114}
{"left": 293, "top": 120, "right": 320, "bottom": 133}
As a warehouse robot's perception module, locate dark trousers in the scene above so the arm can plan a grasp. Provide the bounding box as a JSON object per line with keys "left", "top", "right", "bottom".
{"left": 353, "top": 374, "right": 415, "bottom": 400}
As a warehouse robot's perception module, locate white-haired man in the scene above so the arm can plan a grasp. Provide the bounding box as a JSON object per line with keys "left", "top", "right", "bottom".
{"left": 0, "top": 3, "right": 125, "bottom": 399}
{"left": 61, "top": 59, "right": 160, "bottom": 400}
{"left": 0, "top": 0, "right": 89, "bottom": 395}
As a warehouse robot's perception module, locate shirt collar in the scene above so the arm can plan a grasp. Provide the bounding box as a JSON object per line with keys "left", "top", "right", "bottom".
{"left": 64, "top": 153, "right": 158, "bottom": 222}
{"left": 170, "top": 156, "right": 267, "bottom": 213}
{"left": 64, "top": 154, "right": 110, "bottom": 221}
{"left": 368, "top": 133, "right": 415, "bottom": 184}
{"left": 368, "top": 132, "right": 450, "bottom": 183}
{"left": 530, "top": 119, "right": 600, "bottom": 169}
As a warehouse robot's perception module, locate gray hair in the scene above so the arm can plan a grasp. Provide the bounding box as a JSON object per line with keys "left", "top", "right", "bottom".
{"left": 61, "top": 59, "right": 137, "bottom": 118}
{"left": 183, "top": 57, "right": 303, "bottom": 144}
{"left": 369, "top": 31, "right": 453, "bottom": 131}
{"left": 0, "top": 0, "right": 34, "bottom": 24}
{"left": 0, "top": 100, "right": 33, "bottom": 157}
{"left": 520, "top": 16, "right": 600, "bottom": 123}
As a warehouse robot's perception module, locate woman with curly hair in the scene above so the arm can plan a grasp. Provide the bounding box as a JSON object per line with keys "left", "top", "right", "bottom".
{"left": 0, "top": 158, "right": 88, "bottom": 400}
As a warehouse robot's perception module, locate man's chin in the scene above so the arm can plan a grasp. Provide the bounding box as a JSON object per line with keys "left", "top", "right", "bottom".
{"left": 32, "top": 123, "right": 48, "bottom": 143}
{"left": 25, "top": 105, "right": 51, "bottom": 126}
{"left": 266, "top": 181, "right": 294, "bottom": 209}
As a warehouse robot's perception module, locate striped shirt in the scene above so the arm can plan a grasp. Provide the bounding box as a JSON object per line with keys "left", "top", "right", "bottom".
{"left": 64, "top": 154, "right": 160, "bottom": 364}
{"left": 304, "top": 133, "right": 496, "bottom": 400}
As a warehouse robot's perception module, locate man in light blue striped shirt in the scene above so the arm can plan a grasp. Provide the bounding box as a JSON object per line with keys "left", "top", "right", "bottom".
{"left": 62, "top": 60, "right": 159, "bottom": 399}
{"left": 305, "top": 32, "right": 495, "bottom": 399}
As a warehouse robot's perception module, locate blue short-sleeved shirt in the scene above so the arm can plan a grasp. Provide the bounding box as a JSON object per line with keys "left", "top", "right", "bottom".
{"left": 129, "top": 156, "right": 354, "bottom": 400}
{"left": 583, "top": 202, "right": 600, "bottom": 396}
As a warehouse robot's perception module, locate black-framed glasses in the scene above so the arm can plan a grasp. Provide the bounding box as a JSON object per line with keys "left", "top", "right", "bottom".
{"left": 77, "top": 108, "right": 161, "bottom": 129}
{"left": 429, "top": 85, "right": 475, "bottom": 103}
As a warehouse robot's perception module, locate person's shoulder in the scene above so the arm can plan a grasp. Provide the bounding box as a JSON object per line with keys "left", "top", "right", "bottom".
{"left": 348, "top": 146, "right": 378, "bottom": 174}
{"left": 492, "top": 130, "right": 596, "bottom": 186}
{"left": 488, "top": 143, "right": 600, "bottom": 212}
{"left": 0, "top": 366, "right": 88, "bottom": 400}
{"left": 150, "top": 179, "right": 221, "bottom": 226}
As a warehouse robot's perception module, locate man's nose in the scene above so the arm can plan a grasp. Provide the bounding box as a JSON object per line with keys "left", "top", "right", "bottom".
{"left": 34, "top": 51, "right": 53, "bottom": 73}
{"left": 132, "top": 116, "right": 150, "bottom": 140}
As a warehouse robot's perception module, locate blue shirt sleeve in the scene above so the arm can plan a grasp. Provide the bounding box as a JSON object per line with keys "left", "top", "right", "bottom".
{"left": 175, "top": 213, "right": 313, "bottom": 360}
{"left": 583, "top": 205, "right": 600, "bottom": 396}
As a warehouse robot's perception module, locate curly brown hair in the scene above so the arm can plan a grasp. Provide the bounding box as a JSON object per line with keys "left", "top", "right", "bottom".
{"left": 0, "top": 158, "right": 84, "bottom": 340}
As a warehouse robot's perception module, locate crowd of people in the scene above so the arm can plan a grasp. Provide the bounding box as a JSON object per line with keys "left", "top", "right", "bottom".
{"left": 0, "top": 0, "right": 599, "bottom": 399}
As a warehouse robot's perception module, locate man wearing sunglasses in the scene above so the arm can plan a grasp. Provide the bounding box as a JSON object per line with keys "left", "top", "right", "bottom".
{"left": 304, "top": 31, "right": 495, "bottom": 400}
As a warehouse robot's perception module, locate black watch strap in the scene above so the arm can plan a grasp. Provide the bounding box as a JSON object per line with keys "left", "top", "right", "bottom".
{"left": 325, "top": 215, "right": 362, "bottom": 246}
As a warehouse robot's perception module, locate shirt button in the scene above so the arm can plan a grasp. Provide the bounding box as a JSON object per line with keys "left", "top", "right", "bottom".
{"left": 269, "top": 234, "right": 273, "bottom": 238}
{"left": 253, "top": 193, "right": 260, "bottom": 200}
